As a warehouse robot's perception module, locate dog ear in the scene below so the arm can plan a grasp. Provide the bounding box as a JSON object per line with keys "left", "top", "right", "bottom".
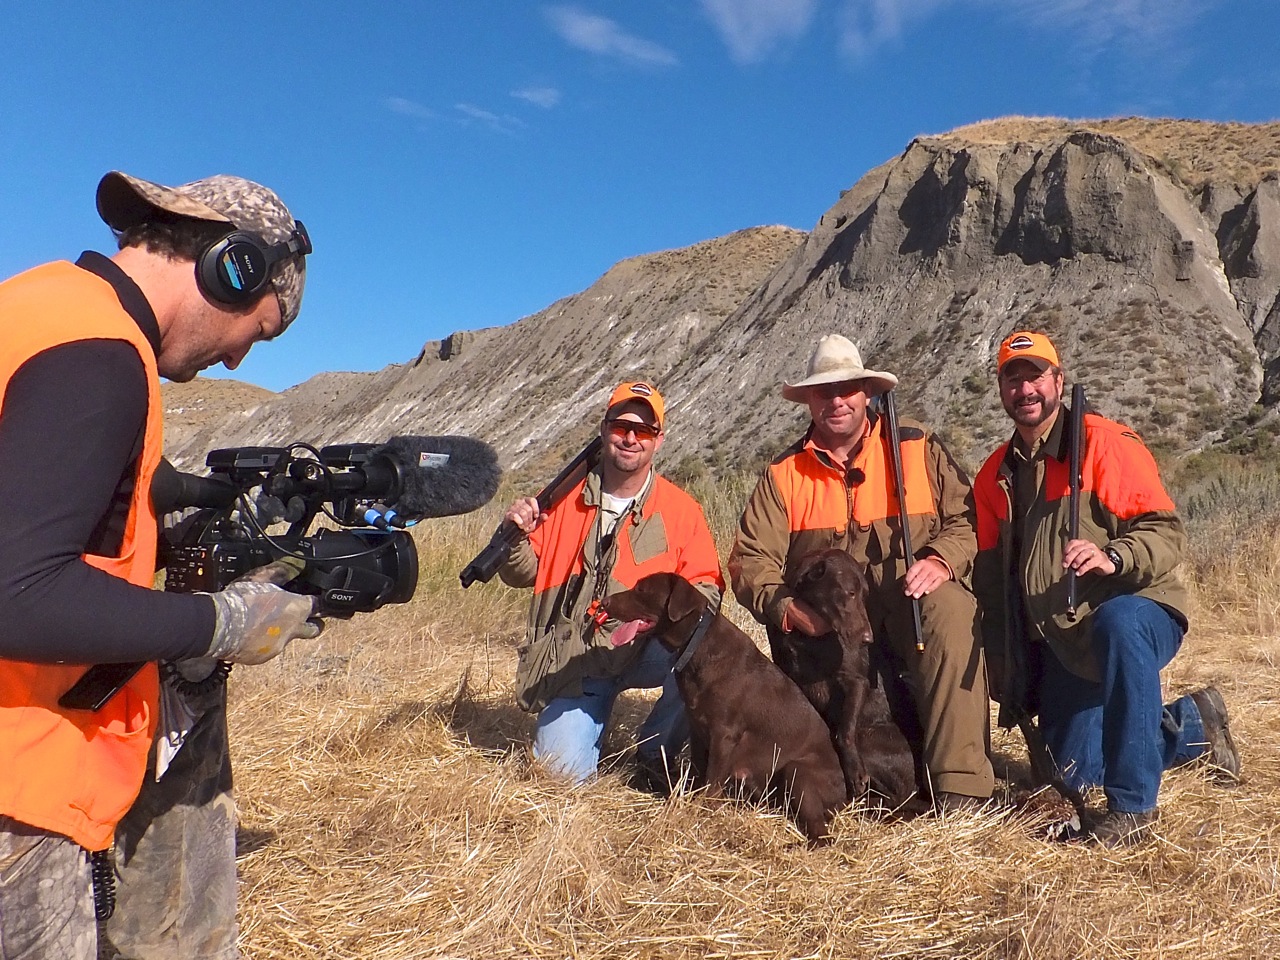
{"left": 788, "top": 555, "right": 823, "bottom": 591}
{"left": 665, "top": 575, "right": 706, "bottom": 623}
{"left": 803, "top": 557, "right": 827, "bottom": 587}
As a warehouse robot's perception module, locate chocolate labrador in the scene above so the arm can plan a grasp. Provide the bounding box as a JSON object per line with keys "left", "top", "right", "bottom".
{"left": 781, "top": 549, "right": 921, "bottom": 809}
{"left": 606, "top": 573, "right": 847, "bottom": 844}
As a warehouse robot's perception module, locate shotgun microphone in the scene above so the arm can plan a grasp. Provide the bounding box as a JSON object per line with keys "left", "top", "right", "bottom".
{"left": 364, "top": 435, "right": 501, "bottom": 520}
{"left": 152, "top": 436, "right": 502, "bottom": 521}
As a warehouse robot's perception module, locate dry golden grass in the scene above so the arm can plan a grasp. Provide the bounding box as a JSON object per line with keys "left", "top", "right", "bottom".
{"left": 228, "top": 477, "right": 1280, "bottom": 959}
{"left": 938, "top": 116, "right": 1280, "bottom": 191}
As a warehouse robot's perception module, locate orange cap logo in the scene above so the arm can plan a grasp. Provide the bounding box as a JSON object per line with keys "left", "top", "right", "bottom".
{"left": 998, "top": 331, "right": 1061, "bottom": 371}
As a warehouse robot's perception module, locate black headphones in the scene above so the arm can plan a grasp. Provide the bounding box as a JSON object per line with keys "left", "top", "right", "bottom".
{"left": 196, "top": 220, "right": 312, "bottom": 307}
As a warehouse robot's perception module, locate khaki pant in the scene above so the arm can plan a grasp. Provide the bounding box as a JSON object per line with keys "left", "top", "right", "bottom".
{"left": 100, "top": 684, "right": 238, "bottom": 960}
{"left": 0, "top": 815, "right": 96, "bottom": 960}
{"left": 872, "top": 580, "right": 995, "bottom": 799}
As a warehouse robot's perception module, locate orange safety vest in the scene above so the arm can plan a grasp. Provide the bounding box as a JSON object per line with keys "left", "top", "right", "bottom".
{"left": 770, "top": 415, "right": 937, "bottom": 534}
{"left": 0, "top": 260, "right": 163, "bottom": 851}
{"left": 528, "top": 473, "right": 723, "bottom": 596}
{"left": 974, "top": 413, "right": 1177, "bottom": 551}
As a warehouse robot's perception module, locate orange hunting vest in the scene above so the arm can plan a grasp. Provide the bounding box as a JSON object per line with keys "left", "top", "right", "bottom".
{"left": 770, "top": 415, "right": 936, "bottom": 534}
{"left": 528, "top": 473, "right": 723, "bottom": 596}
{"left": 0, "top": 261, "right": 163, "bottom": 850}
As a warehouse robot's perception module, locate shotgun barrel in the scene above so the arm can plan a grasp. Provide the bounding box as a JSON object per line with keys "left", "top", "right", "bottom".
{"left": 883, "top": 390, "right": 925, "bottom": 653}
{"left": 1065, "top": 384, "right": 1086, "bottom": 619}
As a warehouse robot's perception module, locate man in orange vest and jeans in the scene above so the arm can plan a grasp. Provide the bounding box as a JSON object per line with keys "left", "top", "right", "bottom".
{"left": 730, "top": 334, "right": 995, "bottom": 811}
{"left": 498, "top": 382, "right": 724, "bottom": 789}
{"left": 0, "top": 172, "right": 320, "bottom": 959}
{"left": 973, "top": 331, "right": 1239, "bottom": 847}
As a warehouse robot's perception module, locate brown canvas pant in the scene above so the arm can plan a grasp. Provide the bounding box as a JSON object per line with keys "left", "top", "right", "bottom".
{"left": 0, "top": 815, "right": 97, "bottom": 960}
{"left": 100, "top": 683, "right": 238, "bottom": 960}
{"left": 872, "top": 580, "right": 995, "bottom": 799}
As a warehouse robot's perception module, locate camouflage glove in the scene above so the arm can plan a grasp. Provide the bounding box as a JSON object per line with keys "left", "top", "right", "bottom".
{"left": 203, "top": 558, "right": 322, "bottom": 665}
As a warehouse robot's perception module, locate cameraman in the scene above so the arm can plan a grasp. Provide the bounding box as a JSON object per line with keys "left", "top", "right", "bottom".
{"left": 0, "top": 172, "right": 318, "bottom": 960}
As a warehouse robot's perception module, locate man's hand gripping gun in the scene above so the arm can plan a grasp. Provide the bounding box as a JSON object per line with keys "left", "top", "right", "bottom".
{"left": 460, "top": 437, "right": 602, "bottom": 588}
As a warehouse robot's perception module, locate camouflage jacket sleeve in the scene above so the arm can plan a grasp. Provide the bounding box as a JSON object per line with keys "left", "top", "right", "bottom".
{"left": 496, "top": 534, "right": 537, "bottom": 588}
{"left": 920, "top": 432, "right": 978, "bottom": 582}
{"left": 728, "top": 466, "right": 793, "bottom": 629}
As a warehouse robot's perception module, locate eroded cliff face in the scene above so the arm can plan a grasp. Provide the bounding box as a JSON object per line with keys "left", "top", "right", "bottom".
{"left": 167, "top": 119, "right": 1280, "bottom": 477}
{"left": 1218, "top": 173, "right": 1280, "bottom": 401}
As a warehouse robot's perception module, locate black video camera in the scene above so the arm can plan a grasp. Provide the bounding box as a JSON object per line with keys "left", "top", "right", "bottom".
{"left": 59, "top": 435, "right": 500, "bottom": 713}
{"left": 158, "top": 442, "right": 425, "bottom": 616}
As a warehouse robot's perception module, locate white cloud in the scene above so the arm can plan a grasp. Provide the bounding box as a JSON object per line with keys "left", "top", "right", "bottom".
{"left": 999, "top": 0, "right": 1214, "bottom": 55}
{"left": 512, "top": 86, "right": 562, "bottom": 109}
{"left": 454, "top": 103, "right": 525, "bottom": 135}
{"left": 385, "top": 97, "right": 436, "bottom": 121}
{"left": 544, "top": 5, "right": 679, "bottom": 67}
{"left": 837, "top": 0, "right": 951, "bottom": 59}
{"left": 835, "top": 0, "right": 1217, "bottom": 59}
{"left": 700, "top": 0, "right": 819, "bottom": 63}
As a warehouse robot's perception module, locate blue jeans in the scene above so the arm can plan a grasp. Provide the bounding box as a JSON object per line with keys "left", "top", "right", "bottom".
{"left": 1039, "top": 595, "right": 1207, "bottom": 813}
{"left": 533, "top": 639, "right": 688, "bottom": 783}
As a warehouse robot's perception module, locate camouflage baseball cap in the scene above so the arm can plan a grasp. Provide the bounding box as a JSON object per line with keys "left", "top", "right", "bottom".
{"left": 96, "top": 171, "right": 309, "bottom": 328}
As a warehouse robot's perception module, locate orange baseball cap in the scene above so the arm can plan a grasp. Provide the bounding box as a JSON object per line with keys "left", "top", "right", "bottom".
{"left": 998, "top": 331, "right": 1061, "bottom": 372}
{"left": 606, "top": 381, "right": 665, "bottom": 429}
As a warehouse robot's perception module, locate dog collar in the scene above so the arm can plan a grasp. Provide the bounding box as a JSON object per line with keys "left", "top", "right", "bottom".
{"left": 672, "top": 606, "right": 716, "bottom": 674}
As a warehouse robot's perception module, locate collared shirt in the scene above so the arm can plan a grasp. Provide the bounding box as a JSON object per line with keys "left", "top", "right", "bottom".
{"left": 803, "top": 416, "right": 871, "bottom": 475}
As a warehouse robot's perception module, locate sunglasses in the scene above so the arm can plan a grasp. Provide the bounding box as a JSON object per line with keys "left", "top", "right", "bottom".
{"left": 606, "top": 418, "right": 660, "bottom": 440}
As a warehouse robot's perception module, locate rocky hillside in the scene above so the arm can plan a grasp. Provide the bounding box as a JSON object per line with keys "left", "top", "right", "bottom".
{"left": 166, "top": 117, "right": 1280, "bottom": 478}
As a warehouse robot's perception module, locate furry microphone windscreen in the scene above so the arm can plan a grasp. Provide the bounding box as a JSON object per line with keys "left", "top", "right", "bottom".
{"left": 370, "top": 435, "right": 502, "bottom": 519}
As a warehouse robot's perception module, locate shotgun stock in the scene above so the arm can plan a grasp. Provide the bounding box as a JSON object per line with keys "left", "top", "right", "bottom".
{"left": 460, "top": 436, "right": 602, "bottom": 588}
{"left": 1017, "top": 717, "right": 1091, "bottom": 829}
{"left": 883, "top": 390, "right": 924, "bottom": 653}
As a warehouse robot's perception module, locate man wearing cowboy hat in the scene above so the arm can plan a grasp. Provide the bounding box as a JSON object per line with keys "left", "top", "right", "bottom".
{"left": 972, "top": 331, "right": 1239, "bottom": 847}
{"left": 730, "top": 334, "right": 995, "bottom": 811}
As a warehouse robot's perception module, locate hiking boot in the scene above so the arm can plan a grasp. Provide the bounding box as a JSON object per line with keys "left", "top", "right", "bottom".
{"left": 1089, "top": 808, "right": 1158, "bottom": 848}
{"left": 1190, "top": 686, "right": 1241, "bottom": 783}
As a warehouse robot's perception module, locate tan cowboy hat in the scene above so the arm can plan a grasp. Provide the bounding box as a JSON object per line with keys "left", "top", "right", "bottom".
{"left": 782, "top": 334, "right": 899, "bottom": 402}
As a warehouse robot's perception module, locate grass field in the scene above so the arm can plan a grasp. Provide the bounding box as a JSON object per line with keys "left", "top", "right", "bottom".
{"left": 227, "top": 464, "right": 1280, "bottom": 959}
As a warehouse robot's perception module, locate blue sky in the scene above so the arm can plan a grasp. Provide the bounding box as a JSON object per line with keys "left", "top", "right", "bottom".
{"left": 1, "top": 2, "right": 1277, "bottom": 391}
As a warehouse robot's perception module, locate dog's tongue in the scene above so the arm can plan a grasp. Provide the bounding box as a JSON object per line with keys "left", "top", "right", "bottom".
{"left": 610, "top": 619, "right": 650, "bottom": 647}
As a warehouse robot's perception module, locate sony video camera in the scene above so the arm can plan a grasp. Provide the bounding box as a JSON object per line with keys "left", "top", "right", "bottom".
{"left": 58, "top": 435, "right": 500, "bottom": 714}
{"left": 156, "top": 436, "right": 501, "bottom": 616}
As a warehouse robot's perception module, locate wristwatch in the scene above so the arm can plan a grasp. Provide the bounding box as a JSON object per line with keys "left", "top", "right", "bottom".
{"left": 1103, "top": 546, "right": 1124, "bottom": 575}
